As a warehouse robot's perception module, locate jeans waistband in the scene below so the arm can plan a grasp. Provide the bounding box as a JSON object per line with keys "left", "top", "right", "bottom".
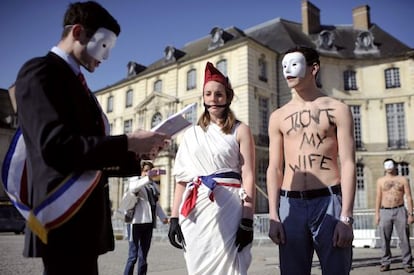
{"left": 380, "top": 204, "right": 404, "bottom": 210}
{"left": 280, "top": 184, "right": 341, "bottom": 200}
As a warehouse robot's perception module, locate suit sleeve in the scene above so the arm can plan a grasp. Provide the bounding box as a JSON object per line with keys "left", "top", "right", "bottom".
{"left": 15, "top": 56, "right": 141, "bottom": 176}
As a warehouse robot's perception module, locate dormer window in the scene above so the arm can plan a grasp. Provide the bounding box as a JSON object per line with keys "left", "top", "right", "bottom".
{"left": 164, "top": 46, "right": 185, "bottom": 63}
{"left": 354, "top": 31, "right": 379, "bottom": 54}
{"left": 317, "top": 30, "right": 335, "bottom": 51}
{"left": 208, "top": 27, "right": 233, "bottom": 51}
{"left": 164, "top": 46, "right": 176, "bottom": 62}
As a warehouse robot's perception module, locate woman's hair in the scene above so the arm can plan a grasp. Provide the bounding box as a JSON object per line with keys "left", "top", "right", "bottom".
{"left": 197, "top": 104, "right": 238, "bottom": 135}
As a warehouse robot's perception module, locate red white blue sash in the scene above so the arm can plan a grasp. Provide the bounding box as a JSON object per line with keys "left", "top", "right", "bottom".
{"left": 1, "top": 108, "right": 110, "bottom": 244}
{"left": 180, "top": 171, "right": 242, "bottom": 217}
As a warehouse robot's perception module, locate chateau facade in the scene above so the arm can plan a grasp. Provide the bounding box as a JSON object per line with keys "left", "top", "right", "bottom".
{"left": 94, "top": 1, "right": 414, "bottom": 214}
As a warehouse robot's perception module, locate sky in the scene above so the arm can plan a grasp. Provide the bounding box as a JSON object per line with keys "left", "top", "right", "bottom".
{"left": 1, "top": 0, "right": 413, "bottom": 92}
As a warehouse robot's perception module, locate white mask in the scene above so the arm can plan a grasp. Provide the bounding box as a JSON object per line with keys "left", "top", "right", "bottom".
{"left": 282, "top": 52, "right": 307, "bottom": 79}
{"left": 384, "top": 160, "right": 394, "bottom": 170}
{"left": 86, "top": 28, "right": 117, "bottom": 61}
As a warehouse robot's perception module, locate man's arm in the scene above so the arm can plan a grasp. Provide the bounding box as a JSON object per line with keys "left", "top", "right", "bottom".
{"left": 375, "top": 179, "right": 382, "bottom": 225}
{"left": 266, "top": 111, "right": 284, "bottom": 221}
{"left": 403, "top": 177, "right": 414, "bottom": 224}
{"left": 266, "top": 110, "right": 285, "bottom": 244}
{"left": 336, "top": 104, "right": 356, "bottom": 218}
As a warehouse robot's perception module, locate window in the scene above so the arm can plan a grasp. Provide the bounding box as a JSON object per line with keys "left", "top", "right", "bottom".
{"left": 258, "top": 97, "right": 269, "bottom": 145}
{"left": 354, "top": 163, "right": 366, "bottom": 209}
{"left": 343, "top": 70, "right": 357, "bottom": 91}
{"left": 258, "top": 55, "right": 268, "bottom": 82}
{"left": 123, "top": 119, "right": 133, "bottom": 134}
{"left": 397, "top": 161, "right": 411, "bottom": 185}
{"left": 216, "top": 59, "right": 227, "bottom": 76}
{"left": 125, "top": 89, "right": 133, "bottom": 108}
{"left": 154, "top": 80, "right": 162, "bottom": 93}
{"left": 350, "top": 105, "right": 363, "bottom": 149}
{"left": 385, "top": 68, "right": 400, "bottom": 89}
{"left": 386, "top": 103, "right": 407, "bottom": 149}
{"left": 397, "top": 162, "right": 410, "bottom": 177}
{"left": 184, "top": 103, "right": 197, "bottom": 125}
{"left": 107, "top": 96, "right": 113, "bottom": 113}
{"left": 151, "top": 112, "right": 162, "bottom": 128}
{"left": 187, "top": 69, "right": 196, "bottom": 90}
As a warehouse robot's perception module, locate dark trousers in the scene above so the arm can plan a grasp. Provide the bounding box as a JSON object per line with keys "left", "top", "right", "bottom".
{"left": 124, "top": 223, "right": 153, "bottom": 275}
{"left": 42, "top": 252, "right": 98, "bottom": 275}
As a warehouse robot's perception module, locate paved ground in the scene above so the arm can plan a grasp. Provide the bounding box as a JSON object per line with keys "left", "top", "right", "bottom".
{"left": 0, "top": 233, "right": 410, "bottom": 274}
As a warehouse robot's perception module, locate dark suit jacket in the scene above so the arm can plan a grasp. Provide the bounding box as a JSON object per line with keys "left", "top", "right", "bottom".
{"left": 15, "top": 52, "right": 141, "bottom": 257}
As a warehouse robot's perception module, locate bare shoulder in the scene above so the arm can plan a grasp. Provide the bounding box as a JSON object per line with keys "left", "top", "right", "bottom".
{"left": 269, "top": 101, "right": 294, "bottom": 121}
{"left": 236, "top": 122, "right": 254, "bottom": 142}
{"left": 237, "top": 122, "right": 251, "bottom": 134}
{"left": 317, "top": 96, "right": 350, "bottom": 110}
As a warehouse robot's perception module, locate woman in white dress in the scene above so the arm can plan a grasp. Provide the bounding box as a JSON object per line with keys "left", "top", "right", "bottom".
{"left": 168, "top": 62, "right": 256, "bottom": 275}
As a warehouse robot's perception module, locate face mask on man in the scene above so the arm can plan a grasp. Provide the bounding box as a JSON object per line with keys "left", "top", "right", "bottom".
{"left": 282, "top": 52, "right": 307, "bottom": 79}
{"left": 86, "top": 27, "right": 117, "bottom": 61}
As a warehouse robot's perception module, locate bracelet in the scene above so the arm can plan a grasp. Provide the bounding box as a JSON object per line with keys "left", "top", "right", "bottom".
{"left": 239, "top": 223, "right": 253, "bottom": 231}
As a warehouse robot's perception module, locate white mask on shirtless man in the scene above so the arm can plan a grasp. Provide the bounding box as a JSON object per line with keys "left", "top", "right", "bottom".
{"left": 282, "top": 52, "right": 307, "bottom": 79}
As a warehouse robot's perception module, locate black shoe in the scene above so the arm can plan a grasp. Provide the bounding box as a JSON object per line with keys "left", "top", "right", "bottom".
{"left": 380, "top": 265, "right": 390, "bottom": 272}
{"left": 405, "top": 266, "right": 414, "bottom": 273}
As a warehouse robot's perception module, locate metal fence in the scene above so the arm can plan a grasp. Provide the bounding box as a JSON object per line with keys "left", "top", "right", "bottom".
{"left": 113, "top": 209, "right": 409, "bottom": 248}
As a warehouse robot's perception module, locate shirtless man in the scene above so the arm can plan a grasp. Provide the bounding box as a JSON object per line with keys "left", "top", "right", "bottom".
{"left": 266, "top": 46, "right": 356, "bottom": 275}
{"left": 375, "top": 158, "right": 414, "bottom": 273}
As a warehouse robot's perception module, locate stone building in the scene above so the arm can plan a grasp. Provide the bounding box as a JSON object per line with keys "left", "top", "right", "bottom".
{"left": 94, "top": 0, "right": 413, "bottom": 214}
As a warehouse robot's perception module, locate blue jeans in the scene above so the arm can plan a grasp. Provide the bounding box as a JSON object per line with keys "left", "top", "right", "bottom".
{"left": 123, "top": 223, "right": 153, "bottom": 275}
{"left": 278, "top": 193, "right": 352, "bottom": 275}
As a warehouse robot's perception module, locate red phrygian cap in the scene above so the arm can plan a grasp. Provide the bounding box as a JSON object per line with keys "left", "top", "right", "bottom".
{"left": 204, "top": 62, "right": 229, "bottom": 89}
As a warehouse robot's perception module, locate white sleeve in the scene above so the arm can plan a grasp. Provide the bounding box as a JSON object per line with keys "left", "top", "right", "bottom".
{"left": 129, "top": 176, "right": 151, "bottom": 193}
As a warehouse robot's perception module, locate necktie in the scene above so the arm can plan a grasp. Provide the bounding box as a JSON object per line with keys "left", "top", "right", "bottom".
{"left": 78, "top": 72, "right": 90, "bottom": 94}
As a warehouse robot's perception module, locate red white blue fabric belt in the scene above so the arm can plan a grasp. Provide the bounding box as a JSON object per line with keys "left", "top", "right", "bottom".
{"left": 280, "top": 184, "right": 341, "bottom": 200}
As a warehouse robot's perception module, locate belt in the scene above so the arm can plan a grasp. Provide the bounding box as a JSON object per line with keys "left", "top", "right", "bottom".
{"left": 381, "top": 204, "right": 404, "bottom": 209}
{"left": 280, "top": 184, "right": 341, "bottom": 200}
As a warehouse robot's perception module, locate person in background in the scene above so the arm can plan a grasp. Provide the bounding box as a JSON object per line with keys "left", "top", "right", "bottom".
{"left": 167, "top": 62, "right": 256, "bottom": 275}
{"left": 266, "top": 46, "right": 356, "bottom": 275}
{"left": 122, "top": 161, "right": 168, "bottom": 275}
{"left": 375, "top": 158, "right": 414, "bottom": 273}
{"left": 11, "top": 2, "right": 167, "bottom": 274}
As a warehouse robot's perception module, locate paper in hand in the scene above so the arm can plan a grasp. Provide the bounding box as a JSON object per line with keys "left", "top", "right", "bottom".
{"left": 151, "top": 103, "right": 196, "bottom": 137}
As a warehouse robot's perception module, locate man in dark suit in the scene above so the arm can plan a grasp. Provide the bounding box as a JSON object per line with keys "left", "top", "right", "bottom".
{"left": 12, "top": 2, "right": 167, "bottom": 274}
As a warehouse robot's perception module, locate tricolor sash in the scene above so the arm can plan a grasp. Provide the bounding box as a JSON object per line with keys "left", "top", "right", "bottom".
{"left": 1, "top": 105, "right": 110, "bottom": 244}
{"left": 180, "top": 171, "right": 242, "bottom": 217}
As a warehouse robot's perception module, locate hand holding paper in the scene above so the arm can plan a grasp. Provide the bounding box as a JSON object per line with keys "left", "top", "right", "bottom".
{"left": 151, "top": 103, "right": 196, "bottom": 137}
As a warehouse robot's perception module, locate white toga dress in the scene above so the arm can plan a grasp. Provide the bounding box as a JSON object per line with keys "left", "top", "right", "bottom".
{"left": 173, "top": 123, "right": 252, "bottom": 275}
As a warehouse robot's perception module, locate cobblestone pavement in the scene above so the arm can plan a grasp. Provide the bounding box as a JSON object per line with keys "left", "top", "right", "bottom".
{"left": 0, "top": 233, "right": 410, "bottom": 274}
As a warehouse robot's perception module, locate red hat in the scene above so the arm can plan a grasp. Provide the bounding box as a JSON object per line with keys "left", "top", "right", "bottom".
{"left": 204, "top": 62, "right": 227, "bottom": 88}
{"left": 203, "top": 62, "right": 234, "bottom": 102}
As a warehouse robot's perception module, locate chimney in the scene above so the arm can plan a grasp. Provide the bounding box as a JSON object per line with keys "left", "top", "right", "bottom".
{"left": 301, "top": 0, "right": 320, "bottom": 34}
{"left": 352, "top": 5, "right": 371, "bottom": 30}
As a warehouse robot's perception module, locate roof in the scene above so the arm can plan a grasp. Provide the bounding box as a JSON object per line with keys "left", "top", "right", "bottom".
{"left": 245, "top": 18, "right": 411, "bottom": 59}
{"left": 96, "top": 14, "right": 412, "bottom": 93}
